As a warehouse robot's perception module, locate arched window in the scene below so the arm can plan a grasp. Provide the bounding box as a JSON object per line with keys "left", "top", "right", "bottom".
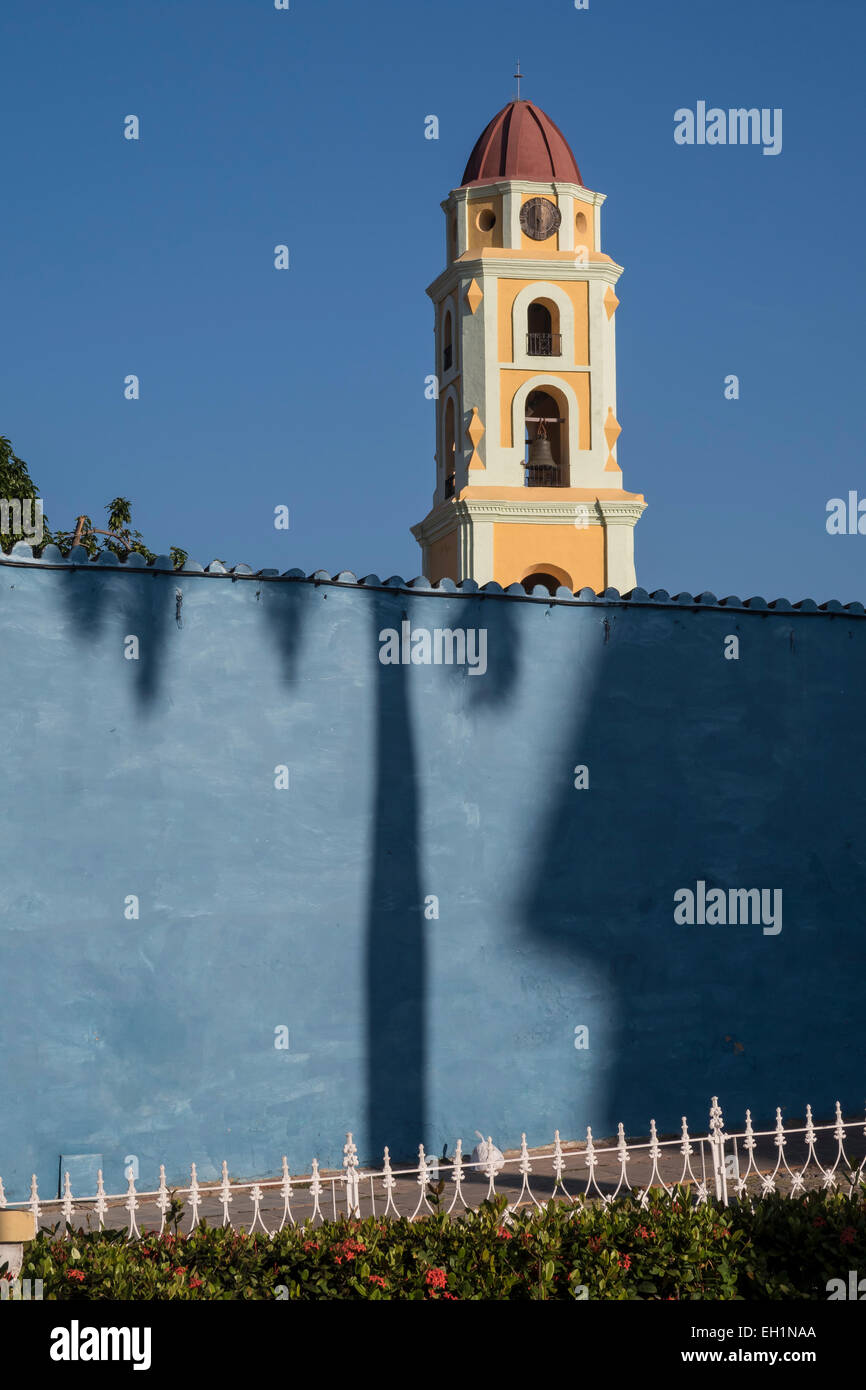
{"left": 443, "top": 397, "right": 456, "bottom": 496}
{"left": 526, "top": 300, "right": 561, "bottom": 357}
{"left": 443, "top": 310, "right": 453, "bottom": 373}
{"left": 523, "top": 571, "right": 566, "bottom": 596}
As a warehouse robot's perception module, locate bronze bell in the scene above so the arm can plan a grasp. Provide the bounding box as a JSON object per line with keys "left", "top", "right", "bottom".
{"left": 528, "top": 426, "right": 555, "bottom": 469}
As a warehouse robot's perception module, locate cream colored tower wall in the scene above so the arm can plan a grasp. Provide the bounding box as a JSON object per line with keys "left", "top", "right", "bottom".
{"left": 458, "top": 273, "right": 489, "bottom": 486}
{"left": 588, "top": 277, "right": 611, "bottom": 476}
{"left": 433, "top": 293, "right": 460, "bottom": 505}
{"left": 458, "top": 515, "right": 494, "bottom": 583}
{"left": 599, "top": 503, "right": 640, "bottom": 593}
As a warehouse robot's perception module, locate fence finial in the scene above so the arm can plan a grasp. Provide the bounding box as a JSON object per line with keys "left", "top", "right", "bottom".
{"left": 678, "top": 1117, "right": 692, "bottom": 1157}
{"left": 219, "top": 1161, "right": 233, "bottom": 1227}
{"left": 187, "top": 1163, "right": 201, "bottom": 1234}
{"left": 156, "top": 1166, "right": 169, "bottom": 1234}
{"left": 60, "top": 1172, "right": 75, "bottom": 1230}
{"left": 516, "top": 1134, "right": 540, "bottom": 1209}
{"left": 484, "top": 1136, "right": 499, "bottom": 1201}
{"left": 278, "top": 1156, "right": 295, "bottom": 1230}
{"left": 343, "top": 1133, "right": 360, "bottom": 1218}
{"left": 380, "top": 1147, "right": 400, "bottom": 1219}
{"left": 124, "top": 1168, "right": 140, "bottom": 1241}
{"left": 310, "top": 1158, "right": 324, "bottom": 1224}
{"left": 250, "top": 1183, "right": 266, "bottom": 1233}
{"left": 95, "top": 1170, "right": 108, "bottom": 1230}
{"left": 552, "top": 1130, "right": 565, "bottom": 1188}
{"left": 584, "top": 1127, "right": 598, "bottom": 1172}
{"left": 412, "top": 1144, "right": 435, "bottom": 1219}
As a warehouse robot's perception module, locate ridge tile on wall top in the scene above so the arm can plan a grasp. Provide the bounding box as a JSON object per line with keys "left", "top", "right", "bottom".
{"left": 0, "top": 545, "right": 864, "bottom": 614}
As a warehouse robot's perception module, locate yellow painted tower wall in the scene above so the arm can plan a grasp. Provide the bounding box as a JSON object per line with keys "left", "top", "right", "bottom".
{"left": 493, "top": 522, "right": 605, "bottom": 592}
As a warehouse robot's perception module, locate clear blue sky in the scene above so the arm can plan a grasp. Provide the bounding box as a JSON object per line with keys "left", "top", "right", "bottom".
{"left": 2, "top": 0, "right": 864, "bottom": 600}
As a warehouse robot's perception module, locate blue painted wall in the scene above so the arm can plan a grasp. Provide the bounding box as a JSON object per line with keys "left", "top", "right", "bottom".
{"left": 1, "top": 550, "right": 864, "bottom": 1198}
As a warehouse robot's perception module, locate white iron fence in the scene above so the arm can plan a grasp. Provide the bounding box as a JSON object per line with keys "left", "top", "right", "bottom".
{"left": 2, "top": 1097, "right": 864, "bottom": 1241}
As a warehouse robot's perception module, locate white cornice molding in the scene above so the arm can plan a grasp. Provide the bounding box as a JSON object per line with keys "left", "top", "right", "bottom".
{"left": 411, "top": 507, "right": 458, "bottom": 545}
{"left": 413, "top": 496, "right": 646, "bottom": 543}
{"left": 427, "top": 256, "right": 623, "bottom": 302}
{"left": 457, "top": 499, "right": 603, "bottom": 525}
{"left": 444, "top": 180, "right": 605, "bottom": 207}
{"left": 595, "top": 500, "right": 648, "bottom": 525}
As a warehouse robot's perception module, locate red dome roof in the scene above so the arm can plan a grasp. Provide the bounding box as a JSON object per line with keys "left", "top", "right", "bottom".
{"left": 460, "top": 100, "right": 583, "bottom": 188}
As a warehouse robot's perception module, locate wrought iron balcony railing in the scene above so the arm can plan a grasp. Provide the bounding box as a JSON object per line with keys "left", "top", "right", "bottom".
{"left": 526, "top": 332, "right": 562, "bottom": 356}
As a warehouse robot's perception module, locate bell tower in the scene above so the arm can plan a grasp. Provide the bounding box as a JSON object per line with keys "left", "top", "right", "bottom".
{"left": 411, "top": 93, "right": 646, "bottom": 594}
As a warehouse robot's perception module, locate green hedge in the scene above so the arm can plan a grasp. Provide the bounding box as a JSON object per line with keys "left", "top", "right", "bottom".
{"left": 12, "top": 1187, "right": 866, "bottom": 1300}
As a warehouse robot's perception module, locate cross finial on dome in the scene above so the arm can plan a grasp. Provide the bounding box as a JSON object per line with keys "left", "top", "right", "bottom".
{"left": 514, "top": 60, "right": 524, "bottom": 101}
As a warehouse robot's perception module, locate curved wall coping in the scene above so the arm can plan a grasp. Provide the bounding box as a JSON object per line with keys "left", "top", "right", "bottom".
{"left": 1, "top": 543, "right": 863, "bottom": 618}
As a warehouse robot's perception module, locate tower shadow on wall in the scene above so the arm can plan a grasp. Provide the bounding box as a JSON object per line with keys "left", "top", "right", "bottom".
{"left": 515, "top": 600, "right": 855, "bottom": 1143}
{"left": 365, "top": 590, "right": 425, "bottom": 1162}
{"left": 513, "top": 601, "right": 757, "bottom": 1142}
{"left": 367, "top": 585, "right": 527, "bottom": 1162}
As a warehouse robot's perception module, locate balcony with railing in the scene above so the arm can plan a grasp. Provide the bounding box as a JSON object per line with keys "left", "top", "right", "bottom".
{"left": 526, "top": 332, "right": 562, "bottom": 357}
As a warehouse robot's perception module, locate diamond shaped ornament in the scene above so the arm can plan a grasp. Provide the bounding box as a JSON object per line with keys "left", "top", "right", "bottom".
{"left": 467, "top": 407, "right": 485, "bottom": 469}
{"left": 465, "top": 278, "right": 483, "bottom": 315}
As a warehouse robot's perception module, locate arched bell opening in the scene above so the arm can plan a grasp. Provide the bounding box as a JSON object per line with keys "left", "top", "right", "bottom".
{"left": 522, "top": 564, "right": 573, "bottom": 596}
{"left": 443, "top": 396, "right": 456, "bottom": 497}
{"left": 526, "top": 298, "right": 561, "bottom": 357}
{"left": 525, "top": 389, "right": 566, "bottom": 487}
{"left": 443, "top": 309, "right": 453, "bottom": 373}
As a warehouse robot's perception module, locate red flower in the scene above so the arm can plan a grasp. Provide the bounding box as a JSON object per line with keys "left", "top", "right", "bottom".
{"left": 441, "top": 1292, "right": 458, "bottom": 1300}
{"left": 497, "top": 1227, "right": 513, "bottom": 1239}
{"left": 616, "top": 1254, "right": 632, "bottom": 1270}
{"left": 426, "top": 1267, "right": 447, "bottom": 1290}
{"left": 68, "top": 1269, "right": 86, "bottom": 1282}
{"left": 840, "top": 1227, "right": 856, "bottom": 1245}
{"left": 333, "top": 1238, "right": 366, "bottom": 1263}
{"left": 368, "top": 1275, "right": 386, "bottom": 1288}
{"left": 587, "top": 1236, "right": 602, "bottom": 1253}
{"left": 302, "top": 1240, "right": 319, "bottom": 1252}
{"left": 812, "top": 1218, "right": 826, "bottom": 1228}
{"left": 189, "top": 1278, "right": 203, "bottom": 1290}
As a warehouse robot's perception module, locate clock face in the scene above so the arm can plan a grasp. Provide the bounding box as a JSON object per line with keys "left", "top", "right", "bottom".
{"left": 520, "top": 197, "right": 562, "bottom": 241}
